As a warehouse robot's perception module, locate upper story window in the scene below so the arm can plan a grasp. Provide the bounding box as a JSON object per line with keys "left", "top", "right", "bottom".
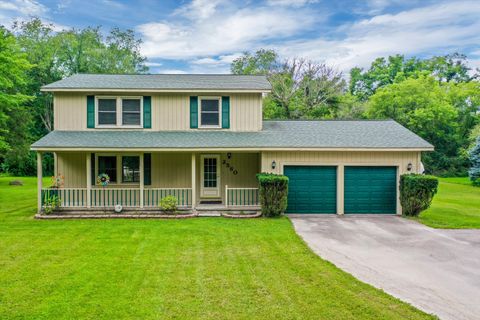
{"left": 199, "top": 97, "right": 221, "bottom": 128}
{"left": 98, "top": 98, "right": 117, "bottom": 125}
{"left": 96, "top": 96, "right": 143, "bottom": 128}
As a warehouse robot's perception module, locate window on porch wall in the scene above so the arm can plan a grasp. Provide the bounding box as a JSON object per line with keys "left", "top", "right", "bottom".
{"left": 122, "top": 156, "right": 140, "bottom": 183}
{"left": 98, "top": 156, "right": 117, "bottom": 183}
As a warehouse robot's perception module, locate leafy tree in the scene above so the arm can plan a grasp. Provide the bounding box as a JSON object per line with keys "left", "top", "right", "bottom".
{"left": 231, "top": 49, "right": 279, "bottom": 75}
{"left": 232, "top": 50, "right": 346, "bottom": 119}
{"left": 3, "top": 18, "right": 149, "bottom": 176}
{"left": 367, "top": 75, "right": 463, "bottom": 174}
{"left": 469, "top": 136, "right": 480, "bottom": 186}
{"left": 0, "top": 27, "right": 32, "bottom": 157}
{"left": 350, "top": 53, "right": 478, "bottom": 100}
{"left": 336, "top": 93, "right": 366, "bottom": 119}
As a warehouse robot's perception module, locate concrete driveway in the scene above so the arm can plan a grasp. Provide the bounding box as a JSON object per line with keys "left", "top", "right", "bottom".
{"left": 289, "top": 215, "right": 480, "bottom": 320}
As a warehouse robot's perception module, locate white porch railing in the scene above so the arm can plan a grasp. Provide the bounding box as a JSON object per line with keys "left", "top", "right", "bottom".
{"left": 41, "top": 188, "right": 192, "bottom": 208}
{"left": 42, "top": 188, "right": 88, "bottom": 207}
{"left": 225, "top": 186, "right": 259, "bottom": 207}
{"left": 144, "top": 188, "right": 192, "bottom": 207}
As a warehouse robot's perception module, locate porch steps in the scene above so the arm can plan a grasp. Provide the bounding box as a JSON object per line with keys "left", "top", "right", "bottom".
{"left": 195, "top": 204, "right": 260, "bottom": 217}
{"left": 197, "top": 212, "right": 222, "bottom": 217}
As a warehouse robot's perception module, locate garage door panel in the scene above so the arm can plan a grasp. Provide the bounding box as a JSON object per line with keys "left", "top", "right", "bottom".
{"left": 344, "top": 166, "right": 397, "bottom": 214}
{"left": 285, "top": 166, "right": 337, "bottom": 214}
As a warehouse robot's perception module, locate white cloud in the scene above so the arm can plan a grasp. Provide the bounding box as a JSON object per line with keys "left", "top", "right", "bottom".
{"left": 145, "top": 62, "right": 163, "bottom": 67}
{"left": 0, "top": 0, "right": 49, "bottom": 27}
{"left": 174, "top": 0, "right": 224, "bottom": 20}
{"left": 158, "top": 69, "right": 188, "bottom": 74}
{"left": 266, "top": 0, "right": 318, "bottom": 7}
{"left": 137, "top": 1, "right": 316, "bottom": 60}
{"left": 0, "top": 0, "right": 47, "bottom": 16}
{"left": 275, "top": 0, "right": 480, "bottom": 71}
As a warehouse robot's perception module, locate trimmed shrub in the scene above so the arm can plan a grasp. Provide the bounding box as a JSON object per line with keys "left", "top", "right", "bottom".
{"left": 256, "top": 173, "right": 289, "bottom": 217}
{"left": 160, "top": 195, "right": 178, "bottom": 214}
{"left": 400, "top": 174, "right": 439, "bottom": 216}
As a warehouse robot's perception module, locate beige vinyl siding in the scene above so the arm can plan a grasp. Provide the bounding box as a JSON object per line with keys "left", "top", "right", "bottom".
{"left": 151, "top": 153, "right": 191, "bottom": 187}
{"left": 229, "top": 94, "right": 262, "bottom": 131}
{"left": 56, "top": 152, "right": 87, "bottom": 187}
{"left": 54, "top": 92, "right": 263, "bottom": 131}
{"left": 54, "top": 94, "right": 87, "bottom": 130}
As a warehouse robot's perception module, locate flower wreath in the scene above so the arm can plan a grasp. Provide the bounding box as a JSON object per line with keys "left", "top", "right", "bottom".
{"left": 97, "top": 173, "right": 110, "bottom": 187}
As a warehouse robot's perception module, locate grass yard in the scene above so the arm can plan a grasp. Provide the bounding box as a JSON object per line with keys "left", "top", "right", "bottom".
{"left": 0, "top": 177, "right": 433, "bottom": 320}
{"left": 416, "top": 177, "right": 480, "bottom": 229}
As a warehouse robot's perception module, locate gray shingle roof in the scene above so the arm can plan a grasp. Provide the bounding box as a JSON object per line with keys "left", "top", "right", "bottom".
{"left": 42, "top": 74, "right": 271, "bottom": 91}
{"left": 31, "top": 120, "right": 433, "bottom": 150}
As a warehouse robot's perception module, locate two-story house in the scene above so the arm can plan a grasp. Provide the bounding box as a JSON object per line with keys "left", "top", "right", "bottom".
{"left": 32, "top": 74, "right": 433, "bottom": 215}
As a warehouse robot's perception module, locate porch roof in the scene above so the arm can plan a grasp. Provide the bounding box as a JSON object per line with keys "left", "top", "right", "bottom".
{"left": 31, "top": 120, "right": 433, "bottom": 151}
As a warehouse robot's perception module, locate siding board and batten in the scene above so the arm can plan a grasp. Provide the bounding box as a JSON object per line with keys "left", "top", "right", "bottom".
{"left": 54, "top": 93, "right": 262, "bottom": 132}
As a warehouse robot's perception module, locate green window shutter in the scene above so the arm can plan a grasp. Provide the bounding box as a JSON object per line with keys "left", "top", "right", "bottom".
{"left": 222, "top": 96, "right": 230, "bottom": 129}
{"left": 143, "top": 96, "right": 151, "bottom": 129}
{"left": 144, "top": 153, "right": 151, "bottom": 186}
{"left": 87, "top": 95, "right": 95, "bottom": 128}
{"left": 90, "top": 153, "right": 95, "bottom": 186}
{"left": 190, "top": 96, "right": 198, "bottom": 129}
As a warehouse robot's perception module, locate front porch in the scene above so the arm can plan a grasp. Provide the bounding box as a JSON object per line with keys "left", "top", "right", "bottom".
{"left": 37, "top": 151, "right": 261, "bottom": 213}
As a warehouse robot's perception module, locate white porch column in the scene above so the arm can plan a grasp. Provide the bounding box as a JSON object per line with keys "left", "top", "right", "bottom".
{"left": 337, "top": 165, "right": 344, "bottom": 215}
{"left": 53, "top": 152, "right": 58, "bottom": 176}
{"left": 140, "top": 153, "right": 144, "bottom": 209}
{"left": 37, "top": 152, "right": 43, "bottom": 213}
{"left": 191, "top": 153, "right": 196, "bottom": 209}
{"left": 86, "top": 153, "right": 91, "bottom": 208}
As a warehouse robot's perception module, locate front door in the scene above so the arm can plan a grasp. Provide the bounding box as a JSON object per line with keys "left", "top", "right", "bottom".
{"left": 201, "top": 155, "right": 221, "bottom": 198}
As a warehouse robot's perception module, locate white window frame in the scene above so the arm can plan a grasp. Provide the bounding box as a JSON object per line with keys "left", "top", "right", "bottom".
{"left": 95, "top": 153, "right": 141, "bottom": 186}
{"left": 198, "top": 96, "right": 222, "bottom": 129}
{"left": 95, "top": 96, "right": 143, "bottom": 128}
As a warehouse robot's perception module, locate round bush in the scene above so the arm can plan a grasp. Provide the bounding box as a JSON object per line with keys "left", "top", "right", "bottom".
{"left": 160, "top": 195, "right": 178, "bottom": 214}
{"left": 400, "top": 174, "right": 438, "bottom": 216}
{"left": 256, "top": 173, "right": 289, "bottom": 217}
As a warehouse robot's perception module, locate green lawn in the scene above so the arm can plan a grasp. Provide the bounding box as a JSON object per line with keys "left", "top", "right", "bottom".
{"left": 416, "top": 177, "right": 480, "bottom": 229}
{"left": 0, "top": 177, "right": 432, "bottom": 320}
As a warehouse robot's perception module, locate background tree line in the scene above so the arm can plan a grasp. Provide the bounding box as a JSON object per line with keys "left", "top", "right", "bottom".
{"left": 0, "top": 18, "right": 479, "bottom": 177}
{"left": 232, "top": 50, "right": 480, "bottom": 176}
{"left": 0, "top": 18, "right": 148, "bottom": 176}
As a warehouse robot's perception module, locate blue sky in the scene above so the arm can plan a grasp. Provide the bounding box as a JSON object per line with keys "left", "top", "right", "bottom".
{"left": 1, "top": 0, "right": 479, "bottom": 74}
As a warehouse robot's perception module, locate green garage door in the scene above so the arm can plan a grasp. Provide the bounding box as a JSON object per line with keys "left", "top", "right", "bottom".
{"left": 344, "top": 166, "right": 397, "bottom": 214}
{"left": 284, "top": 166, "right": 337, "bottom": 214}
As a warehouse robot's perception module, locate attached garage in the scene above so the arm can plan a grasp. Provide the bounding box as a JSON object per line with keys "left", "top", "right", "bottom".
{"left": 284, "top": 166, "right": 336, "bottom": 214}
{"left": 344, "top": 166, "right": 397, "bottom": 214}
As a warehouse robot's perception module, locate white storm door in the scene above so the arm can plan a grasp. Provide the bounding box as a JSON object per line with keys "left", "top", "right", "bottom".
{"left": 200, "top": 155, "right": 220, "bottom": 198}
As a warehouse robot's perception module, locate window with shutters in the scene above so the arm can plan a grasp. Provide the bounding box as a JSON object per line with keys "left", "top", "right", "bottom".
{"left": 97, "top": 98, "right": 117, "bottom": 125}
{"left": 95, "top": 154, "right": 144, "bottom": 185}
{"left": 122, "top": 156, "right": 140, "bottom": 183}
{"left": 97, "top": 156, "right": 117, "bottom": 183}
{"left": 199, "top": 96, "right": 222, "bottom": 128}
{"left": 95, "top": 96, "right": 143, "bottom": 128}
